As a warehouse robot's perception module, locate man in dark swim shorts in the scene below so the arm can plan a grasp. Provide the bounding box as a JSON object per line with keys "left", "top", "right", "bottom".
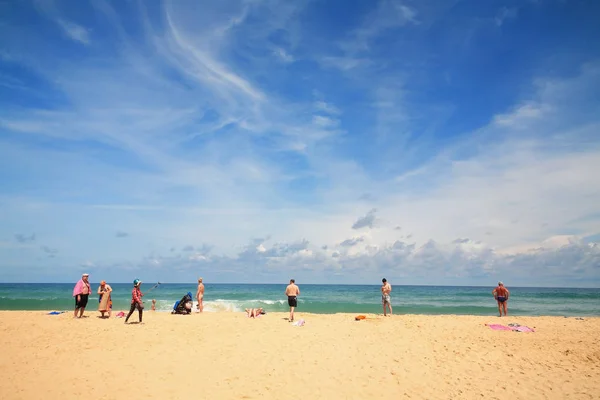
{"left": 492, "top": 281, "right": 510, "bottom": 317}
{"left": 285, "top": 279, "right": 300, "bottom": 322}
{"left": 73, "top": 273, "right": 91, "bottom": 318}
{"left": 288, "top": 295, "right": 297, "bottom": 307}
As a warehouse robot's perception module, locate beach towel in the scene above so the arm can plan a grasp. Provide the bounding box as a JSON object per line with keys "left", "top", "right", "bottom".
{"left": 292, "top": 319, "right": 305, "bottom": 327}
{"left": 513, "top": 326, "right": 535, "bottom": 332}
{"left": 47, "top": 311, "right": 64, "bottom": 315}
{"left": 115, "top": 311, "right": 126, "bottom": 318}
{"left": 487, "top": 324, "right": 512, "bottom": 331}
{"left": 355, "top": 315, "right": 367, "bottom": 321}
{"left": 98, "top": 292, "right": 112, "bottom": 312}
{"left": 487, "top": 323, "right": 534, "bottom": 332}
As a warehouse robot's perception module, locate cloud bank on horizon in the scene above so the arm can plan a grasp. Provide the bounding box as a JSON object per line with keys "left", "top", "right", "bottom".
{"left": 1, "top": 0, "right": 599, "bottom": 286}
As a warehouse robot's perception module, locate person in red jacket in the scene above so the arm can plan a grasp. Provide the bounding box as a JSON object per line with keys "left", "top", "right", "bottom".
{"left": 125, "top": 279, "right": 144, "bottom": 324}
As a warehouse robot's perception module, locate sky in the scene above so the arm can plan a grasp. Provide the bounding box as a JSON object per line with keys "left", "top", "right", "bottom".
{"left": 1, "top": 0, "right": 599, "bottom": 286}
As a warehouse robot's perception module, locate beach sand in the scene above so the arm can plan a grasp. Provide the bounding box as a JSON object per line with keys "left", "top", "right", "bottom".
{"left": 0, "top": 311, "right": 598, "bottom": 399}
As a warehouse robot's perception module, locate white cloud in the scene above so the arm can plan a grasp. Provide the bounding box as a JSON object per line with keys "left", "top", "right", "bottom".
{"left": 57, "top": 19, "right": 91, "bottom": 45}
{"left": 0, "top": 1, "right": 599, "bottom": 286}
{"left": 273, "top": 47, "right": 294, "bottom": 63}
{"left": 312, "top": 115, "right": 339, "bottom": 128}
{"left": 495, "top": 7, "right": 518, "bottom": 27}
{"left": 314, "top": 101, "right": 341, "bottom": 115}
{"left": 319, "top": 56, "right": 371, "bottom": 71}
{"left": 350, "top": 0, "right": 418, "bottom": 52}
{"left": 493, "top": 103, "right": 547, "bottom": 126}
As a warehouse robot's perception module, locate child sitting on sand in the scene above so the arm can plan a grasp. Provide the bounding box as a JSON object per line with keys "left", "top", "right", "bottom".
{"left": 151, "top": 299, "right": 156, "bottom": 311}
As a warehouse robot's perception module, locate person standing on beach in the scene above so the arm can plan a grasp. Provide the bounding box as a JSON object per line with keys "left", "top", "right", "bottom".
{"left": 125, "top": 279, "right": 144, "bottom": 324}
{"left": 285, "top": 279, "right": 300, "bottom": 322}
{"left": 492, "top": 281, "right": 510, "bottom": 317}
{"left": 196, "top": 277, "right": 205, "bottom": 312}
{"left": 97, "top": 280, "right": 112, "bottom": 318}
{"left": 73, "top": 273, "right": 91, "bottom": 318}
{"left": 381, "top": 278, "right": 392, "bottom": 316}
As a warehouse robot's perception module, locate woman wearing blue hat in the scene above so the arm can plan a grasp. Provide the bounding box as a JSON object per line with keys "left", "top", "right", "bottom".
{"left": 125, "top": 279, "right": 144, "bottom": 324}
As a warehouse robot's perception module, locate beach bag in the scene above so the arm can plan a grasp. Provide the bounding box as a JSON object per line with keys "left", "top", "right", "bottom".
{"left": 172, "top": 292, "right": 193, "bottom": 314}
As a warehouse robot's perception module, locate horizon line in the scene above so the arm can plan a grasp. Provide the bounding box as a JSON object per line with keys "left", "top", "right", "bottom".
{"left": 1, "top": 282, "right": 598, "bottom": 289}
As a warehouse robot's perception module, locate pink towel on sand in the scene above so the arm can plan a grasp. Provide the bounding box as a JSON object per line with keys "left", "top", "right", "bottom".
{"left": 487, "top": 324, "right": 535, "bottom": 332}
{"left": 513, "top": 326, "right": 535, "bottom": 332}
{"left": 487, "top": 324, "right": 513, "bottom": 331}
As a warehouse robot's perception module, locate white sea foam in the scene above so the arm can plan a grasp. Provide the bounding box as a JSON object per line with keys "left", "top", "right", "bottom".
{"left": 202, "top": 300, "right": 242, "bottom": 312}
{"left": 247, "top": 299, "right": 286, "bottom": 305}
{"left": 152, "top": 298, "right": 286, "bottom": 313}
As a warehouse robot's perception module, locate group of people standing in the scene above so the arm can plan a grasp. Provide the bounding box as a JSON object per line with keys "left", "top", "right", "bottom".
{"left": 73, "top": 274, "right": 510, "bottom": 320}
{"left": 72, "top": 273, "right": 113, "bottom": 318}
{"left": 72, "top": 273, "right": 144, "bottom": 323}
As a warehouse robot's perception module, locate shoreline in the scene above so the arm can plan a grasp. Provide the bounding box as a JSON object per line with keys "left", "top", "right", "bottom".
{"left": 4, "top": 309, "right": 599, "bottom": 318}
{"left": 1, "top": 311, "right": 599, "bottom": 399}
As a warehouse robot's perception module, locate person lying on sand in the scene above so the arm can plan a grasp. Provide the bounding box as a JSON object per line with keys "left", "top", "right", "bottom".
{"left": 245, "top": 308, "right": 264, "bottom": 318}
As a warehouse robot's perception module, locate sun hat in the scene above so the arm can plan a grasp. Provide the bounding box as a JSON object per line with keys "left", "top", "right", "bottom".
{"left": 82, "top": 273, "right": 89, "bottom": 277}
{"left": 133, "top": 279, "right": 141, "bottom": 286}
{"left": 498, "top": 281, "right": 503, "bottom": 285}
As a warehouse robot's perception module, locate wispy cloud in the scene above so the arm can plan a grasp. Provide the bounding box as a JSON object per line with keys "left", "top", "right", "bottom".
{"left": 495, "top": 7, "right": 518, "bottom": 27}
{"left": 41, "top": 245, "right": 58, "bottom": 258}
{"left": 15, "top": 233, "right": 36, "bottom": 243}
{"left": 0, "top": 0, "right": 598, "bottom": 285}
{"left": 273, "top": 47, "right": 294, "bottom": 63}
{"left": 57, "top": 19, "right": 91, "bottom": 45}
{"left": 350, "top": 0, "right": 418, "bottom": 52}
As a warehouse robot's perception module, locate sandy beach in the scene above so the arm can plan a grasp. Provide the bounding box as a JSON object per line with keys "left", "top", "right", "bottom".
{"left": 0, "top": 311, "right": 598, "bottom": 400}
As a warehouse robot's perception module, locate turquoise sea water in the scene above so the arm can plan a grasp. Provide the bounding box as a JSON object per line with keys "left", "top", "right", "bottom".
{"left": 0, "top": 283, "right": 598, "bottom": 316}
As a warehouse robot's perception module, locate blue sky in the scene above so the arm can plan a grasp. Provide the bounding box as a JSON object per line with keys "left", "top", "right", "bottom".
{"left": 1, "top": 0, "right": 599, "bottom": 286}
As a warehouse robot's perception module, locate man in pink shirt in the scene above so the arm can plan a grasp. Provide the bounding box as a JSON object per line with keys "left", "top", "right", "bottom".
{"left": 73, "top": 273, "right": 91, "bottom": 318}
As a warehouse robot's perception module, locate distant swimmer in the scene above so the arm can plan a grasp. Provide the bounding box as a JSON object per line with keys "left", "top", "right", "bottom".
{"left": 196, "top": 277, "right": 205, "bottom": 312}
{"left": 285, "top": 279, "right": 300, "bottom": 322}
{"left": 381, "top": 278, "right": 392, "bottom": 316}
{"left": 492, "top": 281, "right": 510, "bottom": 317}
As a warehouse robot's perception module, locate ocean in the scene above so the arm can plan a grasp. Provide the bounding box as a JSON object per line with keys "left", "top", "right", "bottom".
{"left": 0, "top": 283, "right": 598, "bottom": 316}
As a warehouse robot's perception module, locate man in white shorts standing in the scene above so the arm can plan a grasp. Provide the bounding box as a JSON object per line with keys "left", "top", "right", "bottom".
{"left": 381, "top": 278, "right": 392, "bottom": 316}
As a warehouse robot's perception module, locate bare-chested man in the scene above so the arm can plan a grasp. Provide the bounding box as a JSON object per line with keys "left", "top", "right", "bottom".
{"left": 492, "top": 281, "right": 510, "bottom": 317}
{"left": 196, "top": 277, "right": 205, "bottom": 312}
{"left": 285, "top": 279, "right": 300, "bottom": 322}
{"left": 381, "top": 278, "right": 392, "bottom": 316}
{"left": 73, "top": 273, "right": 91, "bottom": 318}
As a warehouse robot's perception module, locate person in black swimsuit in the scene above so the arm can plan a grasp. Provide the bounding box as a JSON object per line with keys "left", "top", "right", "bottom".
{"left": 492, "top": 281, "right": 510, "bottom": 317}
{"left": 285, "top": 279, "right": 300, "bottom": 322}
{"left": 73, "top": 273, "right": 91, "bottom": 318}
